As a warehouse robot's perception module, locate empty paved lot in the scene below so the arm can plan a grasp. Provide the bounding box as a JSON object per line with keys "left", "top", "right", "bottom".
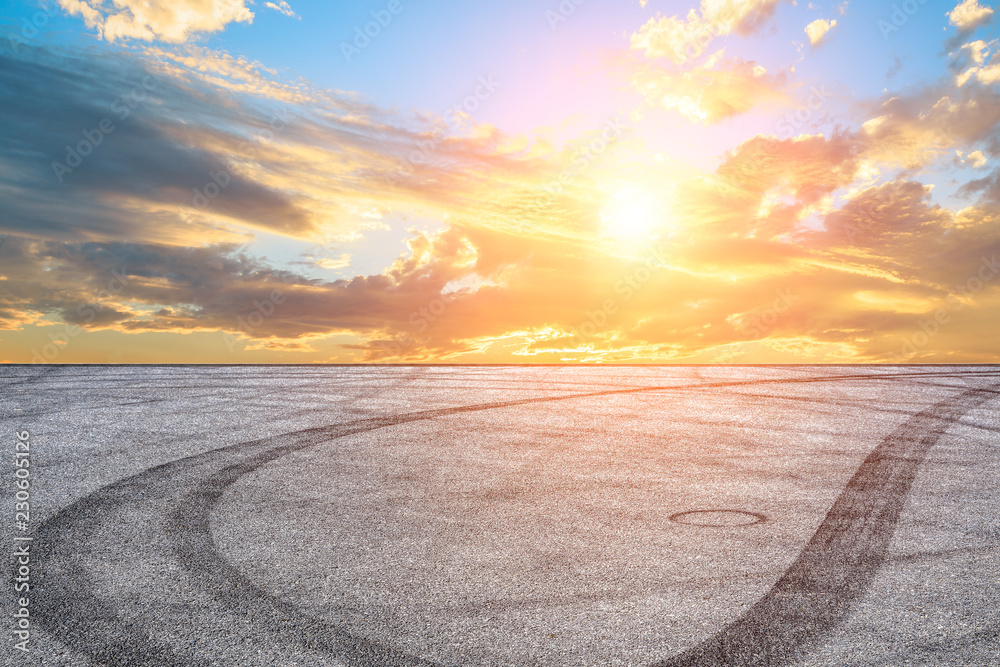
{"left": 2, "top": 365, "right": 999, "bottom": 665}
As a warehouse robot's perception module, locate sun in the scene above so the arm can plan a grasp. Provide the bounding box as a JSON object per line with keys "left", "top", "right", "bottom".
{"left": 599, "top": 186, "right": 662, "bottom": 241}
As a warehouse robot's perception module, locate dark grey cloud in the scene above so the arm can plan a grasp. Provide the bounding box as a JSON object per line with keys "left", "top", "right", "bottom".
{"left": 958, "top": 166, "right": 1000, "bottom": 203}
{"left": 0, "top": 44, "right": 320, "bottom": 240}
{"left": 0, "top": 40, "right": 491, "bottom": 245}
{"left": 0, "top": 228, "right": 485, "bottom": 346}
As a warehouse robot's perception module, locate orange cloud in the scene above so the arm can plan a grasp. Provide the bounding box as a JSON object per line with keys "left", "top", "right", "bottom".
{"left": 856, "top": 87, "right": 1000, "bottom": 169}
{"left": 631, "top": 55, "right": 789, "bottom": 123}
{"left": 6, "top": 12, "right": 1000, "bottom": 365}
{"left": 630, "top": 0, "right": 790, "bottom": 64}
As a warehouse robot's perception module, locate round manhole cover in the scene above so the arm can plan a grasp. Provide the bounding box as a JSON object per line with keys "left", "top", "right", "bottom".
{"left": 669, "top": 510, "right": 767, "bottom": 527}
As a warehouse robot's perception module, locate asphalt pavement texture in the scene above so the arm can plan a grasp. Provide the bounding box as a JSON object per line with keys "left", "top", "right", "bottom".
{"left": 1, "top": 365, "right": 999, "bottom": 666}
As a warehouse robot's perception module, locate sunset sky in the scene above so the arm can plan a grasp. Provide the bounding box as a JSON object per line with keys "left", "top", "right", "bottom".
{"left": 2, "top": 0, "right": 1000, "bottom": 363}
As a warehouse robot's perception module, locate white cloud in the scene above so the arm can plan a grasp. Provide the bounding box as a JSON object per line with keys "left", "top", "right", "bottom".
{"left": 963, "top": 39, "right": 990, "bottom": 64}
{"left": 948, "top": 0, "right": 994, "bottom": 32}
{"left": 805, "top": 18, "right": 837, "bottom": 46}
{"left": 58, "top": 0, "right": 255, "bottom": 43}
{"left": 264, "top": 1, "right": 298, "bottom": 19}
{"left": 956, "top": 46, "right": 1000, "bottom": 86}
{"left": 967, "top": 150, "right": 988, "bottom": 168}
{"left": 630, "top": 0, "right": 789, "bottom": 64}
{"left": 975, "top": 61, "right": 1000, "bottom": 84}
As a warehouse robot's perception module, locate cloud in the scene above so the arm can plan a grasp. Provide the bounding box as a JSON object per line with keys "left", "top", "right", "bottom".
{"left": 710, "top": 132, "right": 860, "bottom": 241}
{"left": 0, "top": 45, "right": 318, "bottom": 243}
{"left": 140, "top": 45, "right": 318, "bottom": 104}
{"left": 954, "top": 42, "right": 1000, "bottom": 86}
{"left": 856, "top": 87, "right": 1000, "bottom": 169}
{"left": 632, "top": 54, "right": 789, "bottom": 123}
{"left": 804, "top": 18, "right": 837, "bottom": 46}
{"left": 887, "top": 55, "right": 903, "bottom": 79}
{"left": 57, "top": 0, "right": 255, "bottom": 43}
{"left": 958, "top": 164, "right": 1000, "bottom": 203}
{"left": 627, "top": 2, "right": 793, "bottom": 122}
{"left": 0, "top": 225, "right": 517, "bottom": 357}
{"left": 7, "top": 8, "right": 1000, "bottom": 364}
{"left": 5, "top": 133, "right": 1000, "bottom": 363}
{"left": 820, "top": 180, "right": 948, "bottom": 248}
{"left": 961, "top": 39, "right": 990, "bottom": 64}
{"left": 0, "top": 42, "right": 534, "bottom": 250}
{"left": 264, "top": 1, "right": 298, "bottom": 19}
{"left": 630, "top": 0, "right": 790, "bottom": 64}
{"left": 350, "top": 127, "right": 1000, "bottom": 362}
{"left": 947, "top": 0, "right": 994, "bottom": 32}
{"left": 956, "top": 149, "right": 989, "bottom": 168}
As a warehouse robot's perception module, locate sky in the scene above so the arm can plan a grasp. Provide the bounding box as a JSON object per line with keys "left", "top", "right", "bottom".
{"left": 1, "top": 0, "right": 1000, "bottom": 364}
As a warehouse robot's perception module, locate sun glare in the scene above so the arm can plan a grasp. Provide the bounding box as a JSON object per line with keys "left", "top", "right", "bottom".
{"left": 600, "top": 186, "right": 663, "bottom": 241}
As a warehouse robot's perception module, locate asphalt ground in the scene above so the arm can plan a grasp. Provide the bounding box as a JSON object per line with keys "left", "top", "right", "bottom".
{"left": 1, "top": 365, "right": 998, "bottom": 666}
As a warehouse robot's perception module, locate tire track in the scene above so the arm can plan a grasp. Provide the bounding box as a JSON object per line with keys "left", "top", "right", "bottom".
{"left": 26, "top": 371, "right": 1000, "bottom": 666}
{"left": 653, "top": 383, "right": 999, "bottom": 667}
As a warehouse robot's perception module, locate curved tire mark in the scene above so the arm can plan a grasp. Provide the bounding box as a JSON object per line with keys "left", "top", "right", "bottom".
{"left": 27, "top": 373, "right": 999, "bottom": 666}
{"left": 654, "top": 384, "right": 998, "bottom": 666}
